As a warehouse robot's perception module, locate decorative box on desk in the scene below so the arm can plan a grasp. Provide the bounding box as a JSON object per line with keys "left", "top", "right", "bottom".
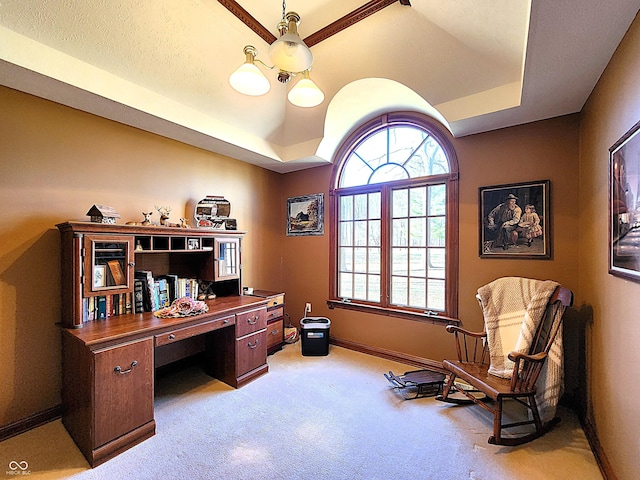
{"left": 248, "top": 290, "right": 285, "bottom": 354}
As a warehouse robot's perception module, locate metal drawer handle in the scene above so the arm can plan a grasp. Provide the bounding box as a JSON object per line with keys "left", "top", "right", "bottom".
{"left": 247, "top": 315, "right": 259, "bottom": 325}
{"left": 114, "top": 361, "right": 138, "bottom": 375}
{"left": 270, "top": 329, "right": 280, "bottom": 335}
{"left": 168, "top": 334, "right": 176, "bottom": 340}
{"left": 248, "top": 339, "right": 259, "bottom": 349}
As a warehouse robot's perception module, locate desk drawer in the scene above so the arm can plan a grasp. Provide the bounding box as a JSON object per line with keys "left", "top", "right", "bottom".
{"left": 266, "top": 319, "right": 283, "bottom": 349}
{"left": 266, "top": 306, "right": 284, "bottom": 322}
{"left": 155, "top": 315, "right": 234, "bottom": 346}
{"left": 236, "top": 307, "right": 267, "bottom": 338}
{"left": 236, "top": 330, "right": 267, "bottom": 377}
{"left": 266, "top": 294, "right": 285, "bottom": 309}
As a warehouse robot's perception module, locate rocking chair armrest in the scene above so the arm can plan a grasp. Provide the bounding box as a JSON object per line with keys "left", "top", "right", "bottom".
{"left": 445, "top": 325, "right": 487, "bottom": 339}
{"left": 508, "top": 352, "right": 547, "bottom": 363}
{"left": 507, "top": 351, "right": 547, "bottom": 364}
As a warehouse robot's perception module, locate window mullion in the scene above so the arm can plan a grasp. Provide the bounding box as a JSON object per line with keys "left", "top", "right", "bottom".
{"left": 380, "top": 186, "right": 391, "bottom": 308}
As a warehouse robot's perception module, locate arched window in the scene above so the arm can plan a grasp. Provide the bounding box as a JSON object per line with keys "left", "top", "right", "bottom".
{"left": 328, "top": 112, "right": 459, "bottom": 323}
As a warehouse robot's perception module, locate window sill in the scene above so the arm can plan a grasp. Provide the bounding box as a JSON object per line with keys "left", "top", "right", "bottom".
{"left": 326, "top": 299, "right": 460, "bottom": 326}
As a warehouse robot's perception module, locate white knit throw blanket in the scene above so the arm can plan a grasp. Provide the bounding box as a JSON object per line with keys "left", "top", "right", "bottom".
{"left": 477, "top": 277, "right": 564, "bottom": 423}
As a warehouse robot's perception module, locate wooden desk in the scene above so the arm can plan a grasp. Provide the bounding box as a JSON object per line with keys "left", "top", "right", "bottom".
{"left": 62, "top": 295, "right": 269, "bottom": 467}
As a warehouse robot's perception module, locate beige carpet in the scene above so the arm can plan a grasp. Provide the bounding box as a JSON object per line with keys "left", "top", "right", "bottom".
{"left": 1, "top": 343, "right": 602, "bottom": 479}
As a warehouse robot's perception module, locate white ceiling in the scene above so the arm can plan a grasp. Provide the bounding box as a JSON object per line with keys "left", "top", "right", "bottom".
{"left": 1, "top": 1, "right": 638, "bottom": 173}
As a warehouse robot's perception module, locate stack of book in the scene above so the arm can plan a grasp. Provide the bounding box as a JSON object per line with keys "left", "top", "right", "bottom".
{"left": 134, "top": 271, "right": 199, "bottom": 313}
{"left": 82, "top": 293, "right": 133, "bottom": 322}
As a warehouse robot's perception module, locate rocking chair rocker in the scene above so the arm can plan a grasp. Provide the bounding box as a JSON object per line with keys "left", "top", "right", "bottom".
{"left": 436, "top": 279, "right": 573, "bottom": 446}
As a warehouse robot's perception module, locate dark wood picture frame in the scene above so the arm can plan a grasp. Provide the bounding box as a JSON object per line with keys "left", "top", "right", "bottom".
{"left": 287, "top": 193, "right": 324, "bottom": 236}
{"left": 609, "top": 120, "right": 640, "bottom": 281}
{"left": 479, "top": 180, "right": 551, "bottom": 259}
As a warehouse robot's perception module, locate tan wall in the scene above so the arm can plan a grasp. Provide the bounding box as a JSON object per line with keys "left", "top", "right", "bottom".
{"left": 579, "top": 13, "right": 640, "bottom": 480}
{"left": 0, "top": 86, "right": 284, "bottom": 426}
{"left": 281, "top": 114, "right": 581, "bottom": 364}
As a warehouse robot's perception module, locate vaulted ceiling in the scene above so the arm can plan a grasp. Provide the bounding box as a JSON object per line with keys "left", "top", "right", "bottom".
{"left": 1, "top": 1, "right": 638, "bottom": 172}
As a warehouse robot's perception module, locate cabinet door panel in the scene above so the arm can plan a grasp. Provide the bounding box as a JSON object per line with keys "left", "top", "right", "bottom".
{"left": 93, "top": 338, "right": 154, "bottom": 448}
{"left": 83, "top": 234, "right": 134, "bottom": 297}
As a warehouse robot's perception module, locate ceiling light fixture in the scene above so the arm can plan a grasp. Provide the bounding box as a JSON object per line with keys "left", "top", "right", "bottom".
{"left": 229, "top": 2, "right": 324, "bottom": 108}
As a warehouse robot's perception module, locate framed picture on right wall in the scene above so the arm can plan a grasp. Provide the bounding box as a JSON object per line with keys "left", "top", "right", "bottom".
{"left": 609, "top": 120, "right": 640, "bottom": 282}
{"left": 479, "top": 180, "right": 551, "bottom": 259}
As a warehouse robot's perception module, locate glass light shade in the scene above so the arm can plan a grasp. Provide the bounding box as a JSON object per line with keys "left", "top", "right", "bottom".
{"left": 288, "top": 75, "right": 324, "bottom": 108}
{"left": 268, "top": 33, "right": 313, "bottom": 73}
{"left": 229, "top": 62, "right": 270, "bottom": 96}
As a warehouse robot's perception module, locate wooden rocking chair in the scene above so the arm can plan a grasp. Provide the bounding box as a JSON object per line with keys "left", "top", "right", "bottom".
{"left": 436, "top": 283, "right": 573, "bottom": 446}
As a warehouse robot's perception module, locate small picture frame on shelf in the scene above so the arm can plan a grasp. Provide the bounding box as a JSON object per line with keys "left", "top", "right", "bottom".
{"left": 93, "top": 265, "right": 106, "bottom": 288}
{"left": 187, "top": 238, "right": 200, "bottom": 250}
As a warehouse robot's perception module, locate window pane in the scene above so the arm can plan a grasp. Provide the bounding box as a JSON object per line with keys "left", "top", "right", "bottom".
{"left": 410, "top": 187, "right": 427, "bottom": 216}
{"left": 428, "top": 217, "right": 445, "bottom": 247}
{"left": 368, "top": 248, "right": 381, "bottom": 274}
{"left": 339, "top": 272, "right": 353, "bottom": 298}
{"left": 354, "top": 221, "right": 367, "bottom": 246}
{"left": 369, "top": 192, "right": 381, "bottom": 218}
{"left": 392, "top": 219, "right": 408, "bottom": 246}
{"left": 368, "top": 275, "right": 380, "bottom": 302}
{"left": 427, "top": 279, "right": 445, "bottom": 311}
{"left": 340, "top": 195, "right": 353, "bottom": 220}
{"left": 392, "top": 189, "right": 408, "bottom": 218}
{"left": 429, "top": 184, "right": 446, "bottom": 216}
{"left": 427, "top": 248, "right": 445, "bottom": 279}
{"left": 354, "top": 130, "right": 387, "bottom": 171}
{"left": 389, "top": 126, "right": 424, "bottom": 166}
{"left": 353, "top": 274, "right": 367, "bottom": 300}
{"left": 391, "top": 276, "right": 408, "bottom": 305}
{"left": 392, "top": 247, "right": 408, "bottom": 275}
{"left": 340, "top": 156, "right": 371, "bottom": 188}
{"left": 409, "top": 247, "right": 426, "bottom": 277}
{"left": 409, "top": 278, "right": 427, "bottom": 308}
{"left": 354, "top": 194, "right": 368, "bottom": 220}
{"left": 410, "top": 218, "right": 426, "bottom": 246}
{"left": 339, "top": 247, "right": 353, "bottom": 272}
{"left": 354, "top": 247, "right": 367, "bottom": 273}
{"left": 419, "top": 136, "right": 449, "bottom": 175}
{"left": 370, "top": 164, "right": 409, "bottom": 184}
{"left": 368, "top": 220, "right": 381, "bottom": 246}
{"left": 340, "top": 221, "right": 353, "bottom": 246}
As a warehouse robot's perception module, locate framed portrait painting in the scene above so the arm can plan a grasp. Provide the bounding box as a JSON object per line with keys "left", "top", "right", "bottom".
{"left": 287, "top": 193, "right": 324, "bottom": 236}
{"left": 609, "top": 120, "right": 640, "bottom": 282}
{"left": 479, "top": 180, "right": 551, "bottom": 259}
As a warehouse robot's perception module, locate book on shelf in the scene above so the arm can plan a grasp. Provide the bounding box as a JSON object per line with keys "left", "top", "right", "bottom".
{"left": 177, "top": 277, "right": 199, "bottom": 299}
{"left": 135, "top": 270, "right": 157, "bottom": 311}
{"left": 125, "top": 292, "right": 133, "bottom": 314}
{"left": 156, "top": 274, "right": 178, "bottom": 303}
{"left": 96, "top": 296, "right": 107, "bottom": 319}
{"left": 134, "top": 278, "right": 145, "bottom": 313}
{"left": 157, "top": 278, "right": 170, "bottom": 308}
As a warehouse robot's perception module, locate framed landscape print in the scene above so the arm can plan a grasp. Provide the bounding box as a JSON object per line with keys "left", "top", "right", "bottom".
{"left": 479, "top": 180, "right": 551, "bottom": 259}
{"left": 287, "top": 193, "right": 324, "bottom": 236}
{"left": 609, "top": 120, "right": 640, "bottom": 282}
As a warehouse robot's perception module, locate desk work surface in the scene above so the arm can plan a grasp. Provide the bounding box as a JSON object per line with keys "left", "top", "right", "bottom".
{"left": 64, "top": 295, "right": 268, "bottom": 348}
